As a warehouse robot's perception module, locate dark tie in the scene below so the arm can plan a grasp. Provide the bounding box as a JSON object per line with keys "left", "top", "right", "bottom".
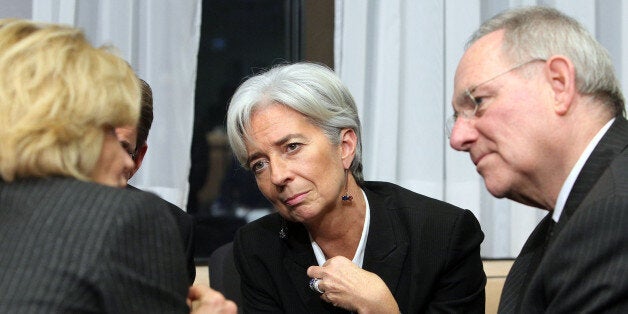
{"left": 498, "top": 214, "right": 555, "bottom": 313}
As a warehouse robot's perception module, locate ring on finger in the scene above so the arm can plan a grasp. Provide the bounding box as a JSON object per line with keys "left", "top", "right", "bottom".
{"left": 309, "top": 278, "right": 324, "bottom": 294}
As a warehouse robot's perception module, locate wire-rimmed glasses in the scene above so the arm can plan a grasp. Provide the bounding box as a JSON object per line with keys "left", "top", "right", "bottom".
{"left": 445, "top": 58, "right": 546, "bottom": 138}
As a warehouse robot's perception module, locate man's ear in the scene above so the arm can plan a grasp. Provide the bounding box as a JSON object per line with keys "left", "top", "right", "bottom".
{"left": 130, "top": 144, "right": 148, "bottom": 178}
{"left": 546, "top": 55, "right": 576, "bottom": 115}
{"left": 340, "top": 128, "right": 357, "bottom": 170}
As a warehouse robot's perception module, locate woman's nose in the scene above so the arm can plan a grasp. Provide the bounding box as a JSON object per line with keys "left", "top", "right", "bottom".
{"left": 269, "top": 158, "right": 291, "bottom": 186}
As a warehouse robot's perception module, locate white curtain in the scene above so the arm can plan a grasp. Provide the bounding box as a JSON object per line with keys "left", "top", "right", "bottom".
{"left": 335, "top": 0, "right": 628, "bottom": 258}
{"left": 31, "top": 0, "right": 201, "bottom": 209}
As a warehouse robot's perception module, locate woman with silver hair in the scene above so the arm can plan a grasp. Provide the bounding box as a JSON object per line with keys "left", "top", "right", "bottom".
{"left": 227, "top": 62, "right": 486, "bottom": 313}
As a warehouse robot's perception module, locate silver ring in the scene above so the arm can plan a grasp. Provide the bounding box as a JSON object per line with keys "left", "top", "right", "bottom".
{"left": 309, "top": 278, "right": 324, "bottom": 294}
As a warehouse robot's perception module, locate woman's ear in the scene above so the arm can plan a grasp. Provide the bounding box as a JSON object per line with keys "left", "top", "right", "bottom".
{"left": 545, "top": 55, "right": 576, "bottom": 115}
{"left": 339, "top": 128, "right": 357, "bottom": 169}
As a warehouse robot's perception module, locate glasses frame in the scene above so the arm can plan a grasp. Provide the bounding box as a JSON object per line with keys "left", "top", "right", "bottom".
{"left": 129, "top": 149, "right": 138, "bottom": 160}
{"left": 445, "top": 58, "right": 546, "bottom": 138}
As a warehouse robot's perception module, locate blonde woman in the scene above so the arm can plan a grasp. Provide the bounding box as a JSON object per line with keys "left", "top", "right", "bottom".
{"left": 0, "top": 19, "right": 234, "bottom": 313}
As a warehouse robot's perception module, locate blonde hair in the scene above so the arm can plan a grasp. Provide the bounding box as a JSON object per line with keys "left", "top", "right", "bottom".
{"left": 0, "top": 19, "right": 140, "bottom": 181}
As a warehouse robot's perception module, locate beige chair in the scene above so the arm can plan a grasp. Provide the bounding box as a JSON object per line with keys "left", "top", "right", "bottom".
{"left": 483, "top": 259, "right": 514, "bottom": 314}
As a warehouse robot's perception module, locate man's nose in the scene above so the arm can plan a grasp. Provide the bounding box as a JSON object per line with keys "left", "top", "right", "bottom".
{"left": 449, "top": 118, "right": 477, "bottom": 152}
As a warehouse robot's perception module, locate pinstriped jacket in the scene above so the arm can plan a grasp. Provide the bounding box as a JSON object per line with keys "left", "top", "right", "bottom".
{"left": 499, "top": 118, "right": 628, "bottom": 313}
{"left": 0, "top": 177, "right": 189, "bottom": 313}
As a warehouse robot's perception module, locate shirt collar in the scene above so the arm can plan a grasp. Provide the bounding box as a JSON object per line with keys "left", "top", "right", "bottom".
{"left": 553, "top": 118, "right": 615, "bottom": 222}
{"left": 311, "top": 189, "right": 370, "bottom": 267}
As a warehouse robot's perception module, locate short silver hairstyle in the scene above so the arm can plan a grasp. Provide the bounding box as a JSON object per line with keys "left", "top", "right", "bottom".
{"left": 226, "top": 62, "right": 364, "bottom": 184}
{"left": 468, "top": 6, "right": 625, "bottom": 117}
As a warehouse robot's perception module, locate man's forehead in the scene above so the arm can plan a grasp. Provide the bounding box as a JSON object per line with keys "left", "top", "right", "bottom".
{"left": 455, "top": 30, "right": 508, "bottom": 87}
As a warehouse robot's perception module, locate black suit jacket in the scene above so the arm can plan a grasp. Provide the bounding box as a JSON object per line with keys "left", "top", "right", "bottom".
{"left": 0, "top": 177, "right": 189, "bottom": 313}
{"left": 209, "top": 242, "right": 242, "bottom": 312}
{"left": 499, "top": 118, "right": 628, "bottom": 313}
{"left": 128, "top": 184, "right": 196, "bottom": 284}
{"left": 234, "top": 181, "right": 486, "bottom": 313}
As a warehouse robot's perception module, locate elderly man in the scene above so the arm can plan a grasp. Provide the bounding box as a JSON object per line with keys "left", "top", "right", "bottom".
{"left": 448, "top": 6, "right": 628, "bottom": 313}
{"left": 116, "top": 79, "right": 196, "bottom": 284}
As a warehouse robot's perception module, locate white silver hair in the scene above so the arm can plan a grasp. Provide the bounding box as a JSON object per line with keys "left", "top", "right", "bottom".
{"left": 226, "top": 62, "right": 364, "bottom": 184}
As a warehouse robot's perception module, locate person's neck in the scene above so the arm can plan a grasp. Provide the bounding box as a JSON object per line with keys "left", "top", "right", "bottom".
{"left": 525, "top": 98, "right": 614, "bottom": 210}
{"left": 307, "top": 180, "right": 366, "bottom": 259}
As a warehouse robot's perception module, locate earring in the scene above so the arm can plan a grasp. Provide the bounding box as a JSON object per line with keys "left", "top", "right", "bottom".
{"left": 341, "top": 169, "right": 353, "bottom": 202}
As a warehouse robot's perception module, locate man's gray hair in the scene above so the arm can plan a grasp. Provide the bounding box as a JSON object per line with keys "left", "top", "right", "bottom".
{"left": 468, "top": 6, "right": 625, "bottom": 117}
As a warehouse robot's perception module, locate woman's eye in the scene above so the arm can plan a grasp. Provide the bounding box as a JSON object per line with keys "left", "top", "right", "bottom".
{"left": 250, "top": 160, "right": 268, "bottom": 173}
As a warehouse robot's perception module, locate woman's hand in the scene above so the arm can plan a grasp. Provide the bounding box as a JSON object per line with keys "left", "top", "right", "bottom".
{"left": 187, "top": 284, "right": 238, "bottom": 314}
{"left": 307, "top": 256, "right": 399, "bottom": 313}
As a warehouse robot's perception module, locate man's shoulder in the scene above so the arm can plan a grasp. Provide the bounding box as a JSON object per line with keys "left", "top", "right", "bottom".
{"left": 126, "top": 184, "right": 193, "bottom": 225}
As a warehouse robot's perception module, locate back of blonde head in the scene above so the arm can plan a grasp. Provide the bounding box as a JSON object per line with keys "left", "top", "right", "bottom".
{"left": 0, "top": 19, "right": 140, "bottom": 182}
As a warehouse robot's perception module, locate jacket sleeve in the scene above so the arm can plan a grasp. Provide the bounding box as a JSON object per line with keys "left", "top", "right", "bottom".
{"left": 427, "top": 209, "right": 486, "bottom": 313}
{"left": 94, "top": 192, "right": 190, "bottom": 313}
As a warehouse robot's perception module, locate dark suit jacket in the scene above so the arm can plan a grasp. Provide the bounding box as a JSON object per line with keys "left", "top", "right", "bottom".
{"left": 499, "top": 118, "right": 628, "bottom": 313}
{"left": 128, "top": 184, "right": 196, "bottom": 284}
{"left": 234, "top": 181, "right": 486, "bottom": 313}
{"left": 209, "top": 242, "right": 242, "bottom": 313}
{"left": 0, "top": 177, "right": 189, "bottom": 313}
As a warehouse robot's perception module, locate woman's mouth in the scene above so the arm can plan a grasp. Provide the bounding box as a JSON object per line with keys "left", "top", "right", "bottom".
{"left": 284, "top": 192, "right": 307, "bottom": 206}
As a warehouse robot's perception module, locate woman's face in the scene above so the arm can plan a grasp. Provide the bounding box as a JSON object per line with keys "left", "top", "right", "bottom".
{"left": 245, "top": 103, "right": 348, "bottom": 224}
{"left": 90, "top": 126, "right": 135, "bottom": 187}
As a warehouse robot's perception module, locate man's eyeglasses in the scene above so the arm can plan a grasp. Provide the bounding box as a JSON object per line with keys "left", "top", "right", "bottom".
{"left": 445, "top": 58, "right": 546, "bottom": 138}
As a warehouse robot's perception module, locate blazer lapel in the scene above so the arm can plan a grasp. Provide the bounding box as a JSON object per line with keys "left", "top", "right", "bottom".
{"left": 281, "top": 221, "right": 332, "bottom": 311}
{"left": 499, "top": 213, "right": 554, "bottom": 313}
{"left": 279, "top": 187, "right": 412, "bottom": 312}
{"left": 556, "top": 118, "right": 628, "bottom": 236}
{"left": 361, "top": 187, "right": 409, "bottom": 295}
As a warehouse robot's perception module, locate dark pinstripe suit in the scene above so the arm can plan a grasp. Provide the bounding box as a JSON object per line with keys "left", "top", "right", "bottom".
{"left": 128, "top": 184, "right": 196, "bottom": 284}
{"left": 0, "top": 177, "right": 190, "bottom": 313}
{"left": 499, "top": 118, "right": 628, "bottom": 313}
{"left": 234, "top": 181, "right": 486, "bottom": 313}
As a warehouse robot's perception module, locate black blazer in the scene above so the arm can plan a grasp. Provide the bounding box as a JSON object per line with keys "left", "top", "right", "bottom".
{"left": 0, "top": 177, "right": 189, "bottom": 313}
{"left": 499, "top": 118, "right": 628, "bottom": 313}
{"left": 209, "top": 241, "right": 242, "bottom": 312}
{"left": 234, "top": 181, "right": 486, "bottom": 313}
{"left": 128, "top": 184, "right": 196, "bottom": 284}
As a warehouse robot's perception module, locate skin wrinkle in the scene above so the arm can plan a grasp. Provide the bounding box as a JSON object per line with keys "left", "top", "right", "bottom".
{"left": 451, "top": 30, "right": 565, "bottom": 209}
